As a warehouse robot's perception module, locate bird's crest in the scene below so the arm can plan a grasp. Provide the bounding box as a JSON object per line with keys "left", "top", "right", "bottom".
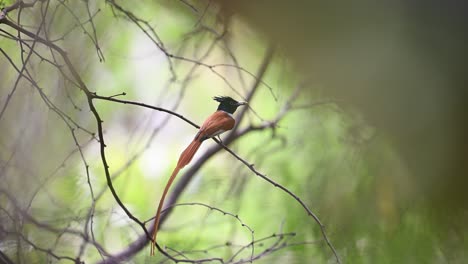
{"left": 213, "top": 96, "right": 234, "bottom": 103}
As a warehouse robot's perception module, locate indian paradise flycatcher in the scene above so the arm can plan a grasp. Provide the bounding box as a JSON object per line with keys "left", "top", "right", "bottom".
{"left": 150, "top": 96, "right": 247, "bottom": 255}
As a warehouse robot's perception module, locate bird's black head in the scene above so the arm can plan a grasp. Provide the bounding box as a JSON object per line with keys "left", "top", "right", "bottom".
{"left": 213, "top": 96, "right": 247, "bottom": 114}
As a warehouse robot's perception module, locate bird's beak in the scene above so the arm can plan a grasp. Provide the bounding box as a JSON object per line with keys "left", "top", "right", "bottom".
{"left": 237, "top": 101, "right": 248, "bottom": 106}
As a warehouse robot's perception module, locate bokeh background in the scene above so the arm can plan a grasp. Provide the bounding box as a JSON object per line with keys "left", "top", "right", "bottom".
{"left": 1, "top": 0, "right": 467, "bottom": 263}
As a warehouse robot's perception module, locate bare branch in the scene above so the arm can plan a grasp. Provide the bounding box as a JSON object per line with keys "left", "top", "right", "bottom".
{"left": 0, "top": 2, "right": 340, "bottom": 263}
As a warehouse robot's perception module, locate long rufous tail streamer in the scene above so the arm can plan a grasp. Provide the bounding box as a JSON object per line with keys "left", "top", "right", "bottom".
{"left": 150, "top": 139, "right": 202, "bottom": 255}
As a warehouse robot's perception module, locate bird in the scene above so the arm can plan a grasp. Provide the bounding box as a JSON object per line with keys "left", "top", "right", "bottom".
{"left": 150, "top": 96, "right": 247, "bottom": 255}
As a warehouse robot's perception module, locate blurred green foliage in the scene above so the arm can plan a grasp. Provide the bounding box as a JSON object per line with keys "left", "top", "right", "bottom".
{"left": 0, "top": 1, "right": 467, "bottom": 264}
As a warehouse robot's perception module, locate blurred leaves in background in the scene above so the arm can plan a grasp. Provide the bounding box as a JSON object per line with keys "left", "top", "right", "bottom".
{"left": 1, "top": 0, "right": 467, "bottom": 263}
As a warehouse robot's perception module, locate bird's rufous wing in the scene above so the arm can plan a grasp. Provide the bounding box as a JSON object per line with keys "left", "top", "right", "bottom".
{"left": 196, "top": 111, "right": 235, "bottom": 141}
